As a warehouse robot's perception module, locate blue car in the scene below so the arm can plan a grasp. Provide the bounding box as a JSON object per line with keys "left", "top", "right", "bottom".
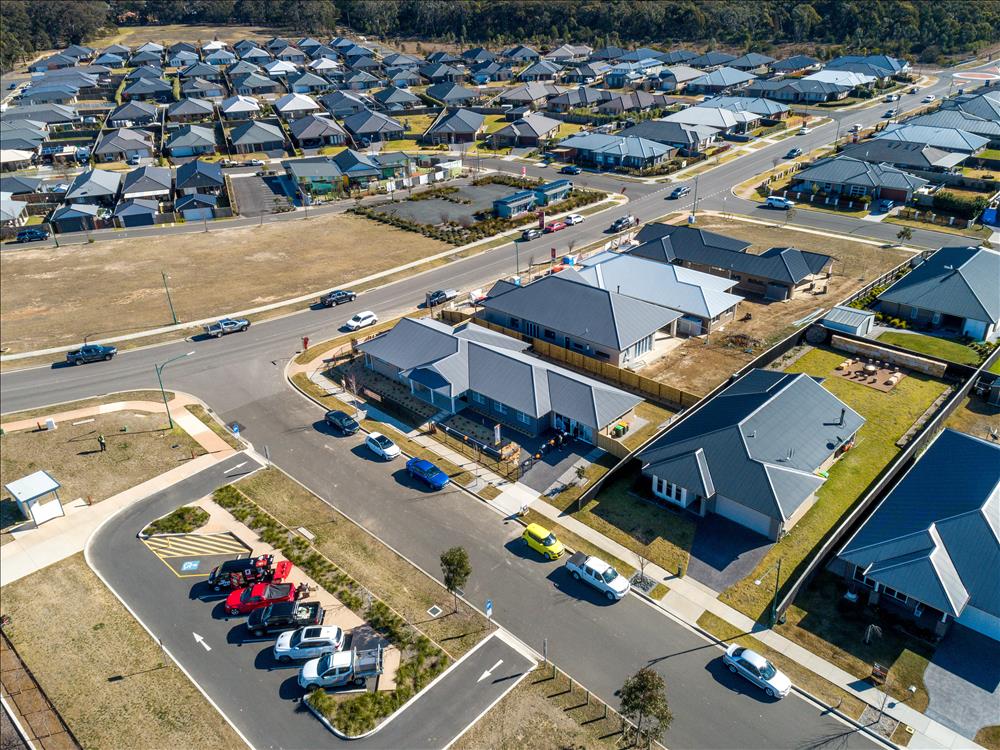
{"left": 406, "top": 457, "right": 449, "bottom": 490}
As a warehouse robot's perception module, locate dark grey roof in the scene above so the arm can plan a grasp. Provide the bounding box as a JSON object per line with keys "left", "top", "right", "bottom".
{"left": 728, "top": 53, "right": 776, "bottom": 69}
{"left": 95, "top": 128, "right": 154, "bottom": 154}
{"left": 289, "top": 114, "right": 345, "bottom": 140}
{"left": 839, "top": 429, "right": 999, "bottom": 617}
{"left": 875, "top": 124, "right": 989, "bottom": 154}
{"left": 629, "top": 225, "right": 832, "bottom": 285}
{"left": 521, "top": 60, "right": 563, "bottom": 78}
{"left": 839, "top": 141, "right": 966, "bottom": 170}
{"left": 794, "top": 156, "right": 929, "bottom": 192}
{"left": 688, "top": 66, "right": 755, "bottom": 88}
{"left": 877, "top": 246, "right": 1000, "bottom": 325}
{"left": 640, "top": 369, "right": 864, "bottom": 522}
{"left": 109, "top": 100, "right": 158, "bottom": 122}
{"left": 619, "top": 119, "right": 716, "bottom": 148}
{"left": 771, "top": 54, "right": 820, "bottom": 71}
{"left": 230, "top": 120, "right": 284, "bottom": 145}
{"left": 283, "top": 156, "right": 342, "bottom": 180}
{"left": 358, "top": 318, "right": 641, "bottom": 428}
{"left": 343, "top": 110, "right": 402, "bottom": 135}
{"left": 946, "top": 89, "right": 1000, "bottom": 121}
{"left": 426, "top": 82, "right": 479, "bottom": 103}
{"left": 481, "top": 271, "right": 681, "bottom": 351}
{"left": 124, "top": 77, "right": 172, "bottom": 95}
{"left": 165, "top": 124, "right": 215, "bottom": 149}
{"left": 908, "top": 110, "right": 1000, "bottom": 139}
{"left": 175, "top": 159, "right": 223, "bottom": 189}
{"left": 548, "top": 86, "right": 613, "bottom": 108}
{"left": 688, "top": 50, "right": 737, "bottom": 67}
{"left": 493, "top": 113, "right": 561, "bottom": 139}
{"left": 65, "top": 169, "right": 121, "bottom": 200}
{"left": 427, "top": 109, "right": 485, "bottom": 135}
{"left": 175, "top": 192, "right": 218, "bottom": 212}
{"left": 167, "top": 98, "right": 215, "bottom": 118}
{"left": 121, "top": 165, "right": 171, "bottom": 193}
{"left": 114, "top": 197, "right": 159, "bottom": 217}
{"left": 372, "top": 86, "right": 421, "bottom": 106}
{"left": 0, "top": 175, "right": 43, "bottom": 194}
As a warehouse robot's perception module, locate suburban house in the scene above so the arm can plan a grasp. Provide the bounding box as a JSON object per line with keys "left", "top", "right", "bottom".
{"left": 122, "top": 77, "right": 173, "bottom": 102}
{"left": 227, "top": 60, "right": 261, "bottom": 78}
{"left": 422, "top": 109, "right": 485, "bottom": 145}
{"left": 631, "top": 223, "right": 833, "bottom": 300}
{"left": 120, "top": 165, "right": 171, "bottom": 200}
{"left": 65, "top": 168, "right": 120, "bottom": 206}
{"left": 605, "top": 59, "right": 662, "bottom": 89}
{"left": 688, "top": 50, "right": 737, "bottom": 69}
{"left": 284, "top": 156, "right": 344, "bottom": 195}
{"left": 835, "top": 428, "right": 999, "bottom": 640}
{"left": 695, "top": 95, "right": 789, "bottom": 120}
{"left": 50, "top": 203, "right": 100, "bottom": 232}
{"left": 30, "top": 53, "right": 78, "bottom": 73}
{"left": 0, "top": 193, "right": 28, "bottom": 227}
{"left": 205, "top": 49, "right": 236, "bottom": 66}
{"left": 342, "top": 70, "right": 382, "bottom": 90}
{"left": 426, "top": 82, "right": 481, "bottom": 106}
{"left": 180, "top": 77, "right": 225, "bottom": 98}
{"left": 320, "top": 90, "right": 369, "bottom": 118}
{"left": 590, "top": 45, "right": 626, "bottom": 62}
{"left": 825, "top": 54, "right": 909, "bottom": 82}
{"left": 462, "top": 47, "right": 495, "bottom": 64}
{"left": 219, "top": 94, "right": 261, "bottom": 120}
{"left": 175, "top": 159, "right": 224, "bottom": 195}
{"left": 93, "top": 128, "right": 155, "bottom": 163}
{"left": 557, "top": 132, "right": 674, "bottom": 171}
{"left": 499, "top": 82, "right": 562, "bottom": 107}
{"left": 229, "top": 120, "right": 286, "bottom": 153}
{"left": 576, "top": 251, "right": 743, "bottom": 336}
{"left": 658, "top": 49, "right": 698, "bottom": 65}
{"left": 289, "top": 114, "right": 347, "bottom": 147}
{"left": 331, "top": 149, "right": 407, "bottom": 187}
{"left": 657, "top": 65, "right": 704, "bottom": 92}
{"left": 771, "top": 54, "right": 821, "bottom": 74}
{"left": 545, "top": 44, "right": 592, "bottom": 63}
{"left": 743, "top": 77, "right": 853, "bottom": 104}
{"left": 839, "top": 141, "right": 968, "bottom": 173}
{"left": 274, "top": 92, "right": 322, "bottom": 119}
{"left": 619, "top": 119, "right": 717, "bottom": 155}
{"left": 502, "top": 45, "right": 541, "bottom": 63}
{"left": 180, "top": 61, "right": 223, "bottom": 81}
{"left": 357, "top": 317, "right": 642, "bottom": 444}
{"left": 876, "top": 245, "right": 999, "bottom": 341}
{"left": 685, "top": 66, "right": 756, "bottom": 95}
{"left": 478, "top": 271, "right": 682, "bottom": 366}
{"left": 419, "top": 63, "right": 465, "bottom": 84}
{"left": 22, "top": 84, "right": 79, "bottom": 105}
{"left": 492, "top": 190, "right": 539, "bottom": 218}
{"left": 907, "top": 108, "right": 1000, "bottom": 148}
{"left": 342, "top": 110, "right": 405, "bottom": 143}
{"left": 661, "top": 106, "right": 752, "bottom": 134}
{"left": 232, "top": 73, "right": 280, "bottom": 96}
{"left": 289, "top": 72, "right": 330, "bottom": 94}
{"left": 113, "top": 198, "right": 160, "bottom": 227}
{"left": 520, "top": 60, "right": 563, "bottom": 82}
{"left": 790, "top": 156, "right": 929, "bottom": 203}
{"left": 470, "top": 61, "right": 514, "bottom": 83}
{"left": 164, "top": 124, "right": 217, "bottom": 156}
{"left": 546, "top": 86, "right": 612, "bottom": 112}
{"left": 561, "top": 61, "right": 610, "bottom": 84}
{"left": 490, "top": 113, "right": 562, "bottom": 147}
{"left": 107, "top": 100, "right": 159, "bottom": 127}
{"left": 874, "top": 124, "right": 989, "bottom": 155}
{"left": 597, "top": 91, "right": 672, "bottom": 115}
{"left": 639, "top": 369, "right": 864, "bottom": 540}
{"left": 728, "top": 53, "right": 776, "bottom": 73}
{"left": 166, "top": 97, "right": 215, "bottom": 123}
{"left": 532, "top": 179, "right": 573, "bottom": 205}
{"left": 372, "top": 86, "right": 422, "bottom": 111}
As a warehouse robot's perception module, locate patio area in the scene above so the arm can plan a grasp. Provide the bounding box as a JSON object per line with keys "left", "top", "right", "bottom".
{"left": 831, "top": 356, "right": 907, "bottom": 392}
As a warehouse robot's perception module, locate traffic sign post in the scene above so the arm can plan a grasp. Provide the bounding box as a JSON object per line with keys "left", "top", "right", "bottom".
{"left": 485, "top": 599, "right": 493, "bottom": 623}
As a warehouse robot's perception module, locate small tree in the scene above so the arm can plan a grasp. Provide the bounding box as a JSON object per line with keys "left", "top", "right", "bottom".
{"left": 619, "top": 667, "right": 672, "bottom": 749}
{"left": 440, "top": 546, "right": 471, "bottom": 612}
{"left": 896, "top": 226, "right": 912, "bottom": 245}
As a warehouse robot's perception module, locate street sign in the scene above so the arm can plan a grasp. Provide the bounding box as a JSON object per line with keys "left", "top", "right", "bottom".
{"left": 485, "top": 599, "right": 493, "bottom": 619}
{"left": 231, "top": 423, "right": 240, "bottom": 437}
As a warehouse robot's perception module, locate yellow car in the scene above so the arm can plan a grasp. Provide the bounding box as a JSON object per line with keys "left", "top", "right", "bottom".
{"left": 522, "top": 523, "right": 565, "bottom": 560}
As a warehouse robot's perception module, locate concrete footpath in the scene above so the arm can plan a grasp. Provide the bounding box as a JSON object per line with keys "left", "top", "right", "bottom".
{"left": 0, "top": 394, "right": 240, "bottom": 586}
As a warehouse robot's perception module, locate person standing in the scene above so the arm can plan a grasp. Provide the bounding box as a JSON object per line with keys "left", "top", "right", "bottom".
{"left": 98, "top": 434, "right": 107, "bottom": 452}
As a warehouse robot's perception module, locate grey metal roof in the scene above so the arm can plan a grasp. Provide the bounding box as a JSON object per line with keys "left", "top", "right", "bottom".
{"left": 165, "top": 124, "right": 215, "bottom": 149}
{"left": 372, "top": 86, "right": 421, "bottom": 106}
{"left": 794, "top": 156, "right": 928, "bottom": 192}
{"left": 230, "top": 120, "right": 284, "bottom": 145}
{"left": 427, "top": 108, "right": 485, "bottom": 135}
{"left": 52, "top": 203, "right": 100, "bottom": 219}
{"left": 839, "top": 141, "right": 967, "bottom": 170}
{"left": 109, "top": 100, "right": 158, "bottom": 121}
{"left": 875, "top": 124, "right": 990, "bottom": 154}
{"left": 95, "top": 128, "right": 153, "bottom": 154}
{"left": 659, "top": 50, "right": 697, "bottom": 64}
{"left": 283, "top": 156, "right": 342, "bottom": 179}
{"left": 289, "top": 114, "right": 345, "bottom": 140}
{"left": 175, "top": 192, "right": 217, "bottom": 210}
{"left": 575, "top": 252, "right": 742, "bottom": 319}
{"left": 358, "top": 318, "right": 641, "bottom": 428}
{"left": 0, "top": 175, "right": 42, "bottom": 194}
{"left": 65, "top": 169, "right": 120, "bottom": 200}
{"left": 688, "top": 50, "right": 737, "bottom": 67}
{"left": 946, "top": 89, "right": 1000, "bottom": 121}
{"left": 499, "top": 82, "right": 561, "bottom": 103}
{"left": 772, "top": 55, "right": 820, "bottom": 71}
{"left": 549, "top": 86, "right": 613, "bottom": 108}
{"left": 728, "top": 53, "right": 776, "bottom": 69}
{"left": 426, "top": 82, "right": 479, "bottom": 102}
{"left": 175, "top": 159, "right": 222, "bottom": 188}
{"left": 493, "top": 113, "right": 561, "bottom": 139}
{"left": 122, "top": 165, "right": 171, "bottom": 193}
{"left": 822, "top": 305, "right": 875, "bottom": 329}
{"left": 168, "top": 98, "right": 215, "bottom": 117}
{"left": 839, "top": 429, "right": 999, "bottom": 617}
{"left": 908, "top": 110, "right": 1000, "bottom": 139}
{"left": 694, "top": 95, "right": 788, "bottom": 117}
{"left": 343, "top": 110, "right": 403, "bottom": 135}
{"left": 640, "top": 369, "right": 864, "bottom": 522}
{"left": 114, "top": 197, "right": 159, "bottom": 216}
{"left": 559, "top": 132, "right": 672, "bottom": 160}
{"left": 878, "top": 246, "right": 1000, "bottom": 325}
{"left": 619, "top": 119, "right": 716, "bottom": 148}
{"left": 481, "top": 271, "right": 681, "bottom": 351}
{"left": 689, "top": 66, "right": 755, "bottom": 88}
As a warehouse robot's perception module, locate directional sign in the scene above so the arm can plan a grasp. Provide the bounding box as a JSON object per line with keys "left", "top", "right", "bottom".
{"left": 230, "top": 423, "right": 240, "bottom": 437}
{"left": 485, "top": 599, "right": 493, "bottom": 619}
{"left": 477, "top": 658, "right": 503, "bottom": 683}
{"left": 181, "top": 560, "right": 201, "bottom": 572}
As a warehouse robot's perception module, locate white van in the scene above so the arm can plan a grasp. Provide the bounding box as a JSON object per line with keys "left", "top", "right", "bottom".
{"left": 766, "top": 196, "right": 795, "bottom": 210}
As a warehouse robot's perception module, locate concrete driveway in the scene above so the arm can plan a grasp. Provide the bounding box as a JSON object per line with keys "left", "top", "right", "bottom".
{"left": 924, "top": 624, "right": 1000, "bottom": 739}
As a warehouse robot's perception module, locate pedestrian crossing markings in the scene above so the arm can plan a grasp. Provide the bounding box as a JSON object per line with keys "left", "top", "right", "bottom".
{"left": 144, "top": 533, "right": 249, "bottom": 559}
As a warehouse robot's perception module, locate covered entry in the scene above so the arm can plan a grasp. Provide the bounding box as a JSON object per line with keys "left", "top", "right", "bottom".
{"left": 552, "top": 413, "right": 594, "bottom": 443}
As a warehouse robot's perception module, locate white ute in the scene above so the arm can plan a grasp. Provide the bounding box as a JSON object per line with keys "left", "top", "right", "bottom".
{"left": 565, "top": 551, "right": 630, "bottom": 601}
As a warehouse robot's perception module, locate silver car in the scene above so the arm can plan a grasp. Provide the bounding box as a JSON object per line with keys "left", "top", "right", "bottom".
{"left": 722, "top": 645, "right": 792, "bottom": 698}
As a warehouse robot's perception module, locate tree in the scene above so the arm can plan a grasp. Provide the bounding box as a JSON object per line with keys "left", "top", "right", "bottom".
{"left": 619, "top": 667, "right": 672, "bottom": 749}
{"left": 440, "top": 546, "right": 471, "bottom": 612}
{"left": 895, "top": 226, "right": 912, "bottom": 245}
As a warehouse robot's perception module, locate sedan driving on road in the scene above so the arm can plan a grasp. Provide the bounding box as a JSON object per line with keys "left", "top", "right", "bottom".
{"left": 345, "top": 311, "right": 378, "bottom": 331}
{"left": 366, "top": 431, "right": 400, "bottom": 461}
{"left": 723, "top": 645, "right": 792, "bottom": 698}
{"left": 922, "top": 94, "right": 936, "bottom": 103}
{"left": 325, "top": 410, "right": 359, "bottom": 435}
{"left": 406, "top": 457, "right": 449, "bottom": 490}
{"left": 669, "top": 185, "right": 691, "bottom": 199}
{"left": 274, "top": 625, "right": 344, "bottom": 662}
{"left": 784, "top": 148, "right": 802, "bottom": 159}
{"left": 560, "top": 165, "right": 582, "bottom": 175}
{"left": 15, "top": 227, "right": 50, "bottom": 243}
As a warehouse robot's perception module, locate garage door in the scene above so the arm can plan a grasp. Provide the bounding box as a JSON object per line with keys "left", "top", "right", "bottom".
{"left": 956, "top": 606, "right": 1000, "bottom": 640}
{"left": 714, "top": 496, "right": 773, "bottom": 537}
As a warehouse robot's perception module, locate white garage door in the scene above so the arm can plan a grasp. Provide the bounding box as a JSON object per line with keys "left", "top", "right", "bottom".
{"left": 956, "top": 606, "right": 1000, "bottom": 640}
{"left": 714, "top": 496, "right": 773, "bottom": 537}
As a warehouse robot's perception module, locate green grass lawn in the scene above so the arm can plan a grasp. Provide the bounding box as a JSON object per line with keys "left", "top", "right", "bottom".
{"left": 719, "top": 347, "right": 950, "bottom": 621}
{"left": 877, "top": 331, "right": 983, "bottom": 365}
{"left": 990, "top": 358, "right": 1000, "bottom": 375}
{"left": 482, "top": 114, "right": 507, "bottom": 133}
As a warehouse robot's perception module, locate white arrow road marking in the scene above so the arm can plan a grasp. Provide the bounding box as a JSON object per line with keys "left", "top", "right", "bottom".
{"left": 193, "top": 632, "right": 212, "bottom": 651}
{"left": 477, "top": 658, "right": 503, "bottom": 683}
{"left": 223, "top": 461, "right": 248, "bottom": 475}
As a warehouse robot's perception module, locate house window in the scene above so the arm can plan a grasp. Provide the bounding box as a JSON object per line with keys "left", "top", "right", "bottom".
{"left": 931, "top": 312, "right": 941, "bottom": 325}
{"left": 543, "top": 329, "right": 556, "bottom": 339}
{"left": 852, "top": 565, "right": 878, "bottom": 589}
{"left": 910, "top": 306, "right": 919, "bottom": 320}
{"left": 509, "top": 318, "right": 520, "bottom": 329}
{"left": 517, "top": 411, "right": 531, "bottom": 425}
{"left": 471, "top": 391, "right": 486, "bottom": 405}
{"left": 881, "top": 586, "right": 908, "bottom": 603}
{"left": 495, "top": 401, "right": 507, "bottom": 415}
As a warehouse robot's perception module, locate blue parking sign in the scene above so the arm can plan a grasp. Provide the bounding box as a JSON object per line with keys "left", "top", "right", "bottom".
{"left": 485, "top": 599, "right": 493, "bottom": 619}
{"left": 181, "top": 560, "right": 201, "bottom": 572}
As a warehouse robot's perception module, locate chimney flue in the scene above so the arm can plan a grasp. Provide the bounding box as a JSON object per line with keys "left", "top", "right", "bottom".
{"left": 839, "top": 407, "right": 845, "bottom": 426}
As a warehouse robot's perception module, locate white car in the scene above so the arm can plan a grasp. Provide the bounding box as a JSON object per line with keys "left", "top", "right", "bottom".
{"left": 273, "top": 626, "right": 344, "bottom": 663}
{"left": 366, "top": 431, "right": 400, "bottom": 461}
{"left": 765, "top": 196, "right": 795, "bottom": 210}
{"left": 564, "top": 214, "right": 584, "bottom": 225}
{"left": 345, "top": 311, "right": 378, "bottom": 331}
{"left": 723, "top": 644, "right": 792, "bottom": 699}
{"left": 797, "top": 126, "right": 812, "bottom": 135}
{"left": 922, "top": 94, "right": 936, "bottom": 103}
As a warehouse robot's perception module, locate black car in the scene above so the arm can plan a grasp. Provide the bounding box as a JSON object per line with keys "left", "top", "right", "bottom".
{"left": 15, "top": 227, "right": 50, "bottom": 243}
{"left": 325, "top": 410, "right": 360, "bottom": 435}
{"left": 319, "top": 289, "right": 357, "bottom": 307}
{"left": 669, "top": 185, "right": 691, "bottom": 199}
{"left": 560, "top": 165, "right": 582, "bottom": 175}
{"left": 246, "top": 601, "right": 324, "bottom": 638}
{"left": 65, "top": 343, "right": 117, "bottom": 365}
{"left": 521, "top": 228, "right": 542, "bottom": 241}
{"left": 609, "top": 215, "right": 638, "bottom": 232}
{"left": 785, "top": 148, "right": 803, "bottom": 158}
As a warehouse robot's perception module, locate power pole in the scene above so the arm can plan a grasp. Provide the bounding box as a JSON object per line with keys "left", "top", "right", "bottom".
{"left": 161, "top": 271, "right": 179, "bottom": 325}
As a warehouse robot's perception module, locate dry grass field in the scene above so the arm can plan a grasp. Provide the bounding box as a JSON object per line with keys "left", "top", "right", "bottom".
{"left": 0, "top": 213, "right": 448, "bottom": 353}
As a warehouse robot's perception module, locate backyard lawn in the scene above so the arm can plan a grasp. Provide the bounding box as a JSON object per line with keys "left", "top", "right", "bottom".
{"left": 719, "top": 346, "right": 950, "bottom": 621}
{"left": 877, "top": 331, "right": 983, "bottom": 366}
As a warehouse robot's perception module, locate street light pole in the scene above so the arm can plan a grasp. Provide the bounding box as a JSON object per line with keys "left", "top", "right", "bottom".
{"left": 514, "top": 239, "right": 520, "bottom": 276}
{"left": 754, "top": 557, "right": 783, "bottom": 627}
{"left": 161, "top": 271, "right": 179, "bottom": 325}
{"left": 155, "top": 351, "right": 194, "bottom": 429}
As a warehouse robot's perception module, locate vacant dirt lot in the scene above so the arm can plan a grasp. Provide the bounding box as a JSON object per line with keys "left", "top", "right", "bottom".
{"left": 640, "top": 216, "right": 912, "bottom": 395}
{"left": 1, "top": 213, "right": 448, "bottom": 353}
{"left": 0, "top": 554, "right": 245, "bottom": 750}
{"left": 94, "top": 23, "right": 274, "bottom": 47}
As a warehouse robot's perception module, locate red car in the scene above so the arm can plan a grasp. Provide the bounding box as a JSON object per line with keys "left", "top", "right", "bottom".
{"left": 543, "top": 221, "right": 567, "bottom": 233}
{"left": 226, "top": 580, "right": 296, "bottom": 615}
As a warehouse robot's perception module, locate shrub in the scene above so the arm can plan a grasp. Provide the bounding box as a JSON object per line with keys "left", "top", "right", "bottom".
{"left": 143, "top": 506, "right": 209, "bottom": 535}
{"left": 932, "top": 190, "right": 989, "bottom": 220}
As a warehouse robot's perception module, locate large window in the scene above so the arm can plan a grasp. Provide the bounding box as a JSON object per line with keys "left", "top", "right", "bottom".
{"left": 517, "top": 410, "right": 531, "bottom": 425}
{"left": 853, "top": 565, "right": 879, "bottom": 589}
{"left": 471, "top": 391, "right": 486, "bottom": 405}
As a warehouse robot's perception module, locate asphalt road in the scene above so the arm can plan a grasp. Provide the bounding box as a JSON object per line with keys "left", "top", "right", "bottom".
{"left": 87, "top": 452, "right": 533, "bottom": 750}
